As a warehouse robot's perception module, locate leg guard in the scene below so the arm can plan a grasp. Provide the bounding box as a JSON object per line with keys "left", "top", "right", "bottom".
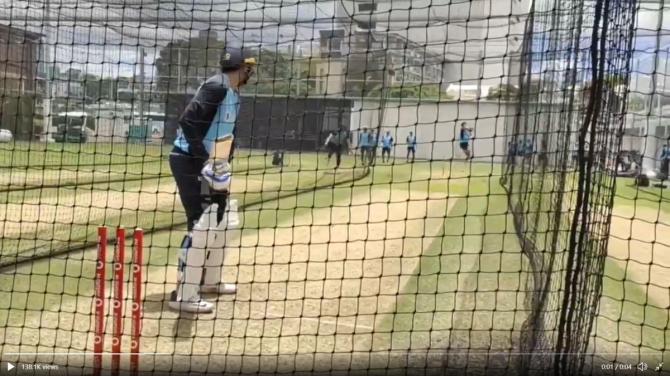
{"left": 202, "top": 199, "right": 240, "bottom": 286}
{"left": 175, "top": 204, "right": 219, "bottom": 303}
{"left": 176, "top": 233, "right": 192, "bottom": 289}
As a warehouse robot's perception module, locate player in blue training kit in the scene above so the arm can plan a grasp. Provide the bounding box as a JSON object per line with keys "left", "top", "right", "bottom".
{"left": 459, "top": 122, "right": 473, "bottom": 160}
{"left": 661, "top": 142, "right": 670, "bottom": 177}
{"left": 169, "top": 47, "right": 256, "bottom": 313}
{"left": 368, "top": 130, "right": 379, "bottom": 164}
{"left": 406, "top": 132, "right": 417, "bottom": 163}
{"left": 358, "top": 128, "right": 371, "bottom": 165}
{"left": 381, "top": 131, "right": 394, "bottom": 163}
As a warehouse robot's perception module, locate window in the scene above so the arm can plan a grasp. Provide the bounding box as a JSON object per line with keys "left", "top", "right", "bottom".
{"left": 329, "top": 37, "right": 342, "bottom": 54}
{"left": 358, "top": 3, "right": 378, "bottom": 12}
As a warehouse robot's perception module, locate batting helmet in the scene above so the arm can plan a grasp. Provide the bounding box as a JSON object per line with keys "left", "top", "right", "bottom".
{"left": 220, "top": 47, "right": 257, "bottom": 71}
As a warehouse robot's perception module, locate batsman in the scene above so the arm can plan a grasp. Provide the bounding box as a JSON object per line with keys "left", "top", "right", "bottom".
{"left": 168, "top": 47, "right": 256, "bottom": 313}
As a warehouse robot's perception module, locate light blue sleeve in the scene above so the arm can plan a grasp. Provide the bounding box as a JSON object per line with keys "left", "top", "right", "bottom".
{"left": 203, "top": 96, "right": 238, "bottom": 155}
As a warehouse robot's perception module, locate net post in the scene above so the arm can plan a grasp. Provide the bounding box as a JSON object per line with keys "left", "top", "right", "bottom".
{"left": 112, "top": 227, "right": 125, "bottom": 376}
{"left": 131, "top": 228, "right": 144, "bottom": 375}
{"left": 94, "top": 227, "right": 107, "bottom": 376}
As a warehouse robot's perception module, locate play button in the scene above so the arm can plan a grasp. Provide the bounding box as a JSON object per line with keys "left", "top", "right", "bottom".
{"left": 7, "top": 363, "right": 14, "bottom": 371}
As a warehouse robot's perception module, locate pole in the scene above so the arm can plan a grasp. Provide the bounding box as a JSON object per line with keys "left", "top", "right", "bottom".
{"left": 139, "top": 47, "right": 145, "bottom": 140}
{"left": 296, "top": 61, "right": 300, "bottom": 97}
{"left": 109, "top": 63, "right": 113, "bottom": 99}
{"left": 478, "top": 50, "right": 484, "bottom": 100}
{"left": 178, "top": 48, "right": 181, "bottom": 92}
{"left": 644, "top": 6, "right": 665, "bottom": 172}
{"left": 44, "top": 0, "right": 56, "bottom": 141}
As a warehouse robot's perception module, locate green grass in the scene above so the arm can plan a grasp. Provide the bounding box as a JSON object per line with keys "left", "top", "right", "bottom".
{"left": 593, "top": 259, "right": 670, "bottom": 366}
{"left": 389, "top": 165, "right": 669, "bottom": 368}
{"left": 0, "top": 159, "right": 371, "bottom": 261}
{"left": 385, "top": 173, "right": 528, "bottom": 355}
{"left": 0, "top": 144, "right": 369, "bottom": 261}
{"left": 614, "top": 178, "right": 670, "bottom": 212}
{"left": 0, "top": 141, "right": 168, "bottom": 167}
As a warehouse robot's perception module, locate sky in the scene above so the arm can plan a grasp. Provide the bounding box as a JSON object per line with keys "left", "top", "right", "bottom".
{"left": 0, "top": 0, "right": 529, "bottom": 78}
{"left": 522, "top": 1, "right": 670, "bottom": 95}
{"left": 0, "top": 0, "right": 666, "bottom": 88}
{"left": 0, "top": 0, "right": 339, "bottom": 78}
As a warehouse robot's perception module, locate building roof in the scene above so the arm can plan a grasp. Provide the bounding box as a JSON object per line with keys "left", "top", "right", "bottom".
{"left": 320, "top": 29, "right": 345, "bottom": 38}
{"left": 0, "top": 23, "right": 42, "bottom": 41}
{"left": 351, "top": 30, "right": 451, "bottom": 64}
{"left": 57, "top": 111, "right": 88, "bottom": 117}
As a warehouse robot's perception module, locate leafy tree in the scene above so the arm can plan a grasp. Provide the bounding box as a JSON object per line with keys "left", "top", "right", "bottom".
{"left": 627, "top": 93, "right": 646, "bottom": 112}
{"left": 155, "top": 32, "right": 225, "bottom": 94}
{"left": 83, "top": 74, "right": 119, "bottom": 101}
{"left": 487, "top": 84, "right": 520, "bottom": 100}
{"left": 384, "top": 83, "right": 447, "bottom": 100}
{"left": 241, "top": 48, "right": 311, "bottom": 96}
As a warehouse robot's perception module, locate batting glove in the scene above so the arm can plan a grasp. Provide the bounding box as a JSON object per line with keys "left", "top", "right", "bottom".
{"left": 202, "top": 160, "right": 232, "bottom": 192}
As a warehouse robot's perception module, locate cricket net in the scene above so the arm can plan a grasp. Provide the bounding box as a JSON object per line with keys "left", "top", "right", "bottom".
{"left": 501, "top": 0, "right": 659, "bottom": 375}
{"left": 0, "top": 0, "right": 667, "bottom": 375}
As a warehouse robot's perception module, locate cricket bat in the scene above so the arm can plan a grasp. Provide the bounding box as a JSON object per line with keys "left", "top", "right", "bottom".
{"left": 210, "top": 134, "right": 234, "bottom": 162}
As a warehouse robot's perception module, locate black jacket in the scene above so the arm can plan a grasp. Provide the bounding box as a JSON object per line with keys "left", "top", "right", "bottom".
{"left": 176, "top": 74, "right": 230, "bottom": 160}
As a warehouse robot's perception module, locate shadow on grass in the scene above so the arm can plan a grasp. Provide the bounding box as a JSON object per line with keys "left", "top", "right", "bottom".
{"left": 143, "top": 291, "right": 198, "bottom": 342}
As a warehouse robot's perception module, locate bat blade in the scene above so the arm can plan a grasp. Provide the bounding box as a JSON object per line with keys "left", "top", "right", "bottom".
{"left": 211, "top": 134, "right": 234, "bottom": 161}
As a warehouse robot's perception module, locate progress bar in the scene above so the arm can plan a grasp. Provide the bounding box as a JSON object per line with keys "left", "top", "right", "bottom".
{"left": 4, "top": 353, "right": 173, "bottom": 356}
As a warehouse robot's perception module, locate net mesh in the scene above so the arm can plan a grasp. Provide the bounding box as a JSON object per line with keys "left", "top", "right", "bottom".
{"left": 0, "top": 0, "right": 667, "bottom": 375}
{"left": 502, "top": 0, "right": 638, "bottom": 374}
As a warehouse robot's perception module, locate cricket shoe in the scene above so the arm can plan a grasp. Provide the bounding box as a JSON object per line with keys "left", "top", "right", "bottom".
{"left": 168, "top": 291, "right": 214, "bottom": 313}
{"left": 200, "top": 283, "right": 237, "bottom": 295}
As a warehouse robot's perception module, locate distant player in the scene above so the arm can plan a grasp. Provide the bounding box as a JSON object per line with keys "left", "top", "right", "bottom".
{"left": 168, "top": 47, "right": 256, "bottom": 313}
{"left": 524, "top": 138, "right": 534, "bottom": 163}
{"left": 358, "top": 128, "right": 371, "bottom": 165}
{"left": 538, "top": 140, "right": 548, "bottom": 169}
{"left": 661, "top": 141, "right": 670, "bottom": 177}
{"left": 507, "top": 140, "right": 517, "bottom": 165}
{"left": 368, "top": 130, "right": 379, "bottom": 164}
{"left": 381, "top": 131, "right": 394, "bottom": 163}
{"left": 325, "top": 130, "right": 344, "bottom": 168}
{"left": 325, "top": 131, "right": 335, "bottom": 160}
{"left": 406, "top": 131, "right": 417, "bottom": 163}
{"left": 459, "top": 122, "right": 473, "bottom": 159}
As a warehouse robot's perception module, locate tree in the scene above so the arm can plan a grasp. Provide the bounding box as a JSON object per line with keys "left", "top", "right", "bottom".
{"left": 487, "top": 84, "right": 520, "bottom": 100}
{"left": 384, "top": 83, "right": 447, "bottom": 100}
{"left": 155, "top": 31, "right": 225, "bottom": 94}
{"left": 241, "top": 48, "right": 312, "bottom": 96}
{"left": 627, "top": 93, "right": 646, "bottom": 112}
{"left": 581, "top": 75, "right": 625, "bottom": 109}
{"left": 83, "top": 74, "right": 119, "bottom": 102}
{"left": 245, "top": 48, "right": 290, "bottom": 95}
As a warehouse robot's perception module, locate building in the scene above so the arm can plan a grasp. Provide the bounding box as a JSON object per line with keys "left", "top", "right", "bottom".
{"left": 320, "top": 29, "right": 345, "bottom": 59}
{"left": 52, "top": 68, "right": 85, "bottom": 99}
{"left": 325, "top": 0, "right": 529, "bottom": 99}
{"left": 0, "top": 24, "right": 42, "bottom": 140}
{"left": 384, "top": 33, "right": 446, "bottom": 86}
{"left": 317, "top": 28, "right": 447, "bottom": 97}
{"left": 309, "top": 57, "right": 347, "bottom": 97}
{"left": 0, "top": 24, "right": 41, "bottom": 95}
{"left": 116, "top": 75, "right": 157, "bottom": 101}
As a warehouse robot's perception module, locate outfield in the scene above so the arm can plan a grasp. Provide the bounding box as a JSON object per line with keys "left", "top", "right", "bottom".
{"left": 0, "top": 142, "right": 668, "bottom": 374}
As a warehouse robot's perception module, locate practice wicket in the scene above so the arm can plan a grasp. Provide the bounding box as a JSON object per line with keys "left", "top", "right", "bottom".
{"left": 94, "top": 227, "right": 144, "bottom": 376}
